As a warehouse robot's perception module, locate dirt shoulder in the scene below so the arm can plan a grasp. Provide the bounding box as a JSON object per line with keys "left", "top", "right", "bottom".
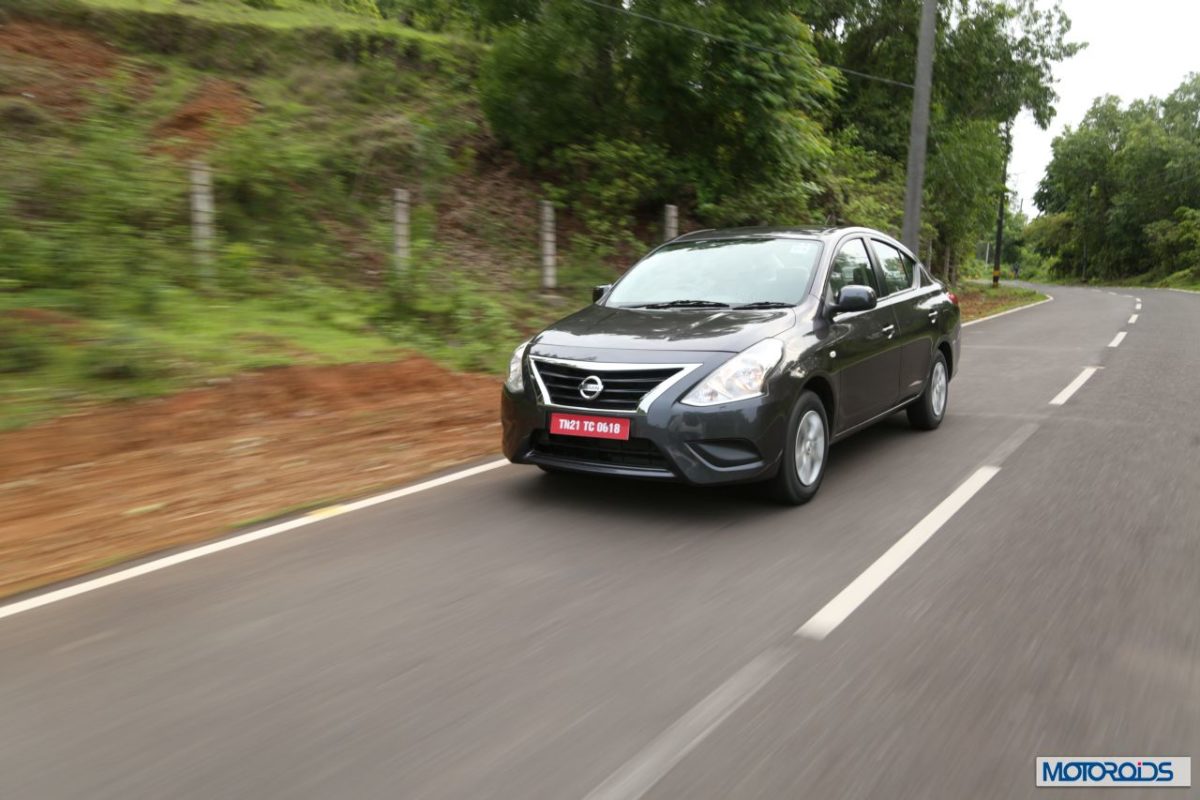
{"left": 0, "top": 359, "right": 500, "bottom": 599}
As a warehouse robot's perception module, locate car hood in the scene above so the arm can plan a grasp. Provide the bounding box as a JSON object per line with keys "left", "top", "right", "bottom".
{"left": 531, "top": 304, "right": 798, "bottom": 355}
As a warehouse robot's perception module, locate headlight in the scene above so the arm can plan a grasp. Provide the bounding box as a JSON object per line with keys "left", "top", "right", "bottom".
{"left": 504, "top": 340, "right": 530, "bottom": 393}
{"left": 681, "top": 339, "right": 784, "bottom": 406}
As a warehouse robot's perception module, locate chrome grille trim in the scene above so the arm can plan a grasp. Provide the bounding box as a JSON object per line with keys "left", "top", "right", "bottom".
{"left": 529, "top": 357, "right": 702, "bottom": 414}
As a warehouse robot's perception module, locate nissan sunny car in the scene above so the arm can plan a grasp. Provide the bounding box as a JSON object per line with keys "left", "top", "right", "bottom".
{"left": 500, "top": 226, "right": 961, "bottom": 503}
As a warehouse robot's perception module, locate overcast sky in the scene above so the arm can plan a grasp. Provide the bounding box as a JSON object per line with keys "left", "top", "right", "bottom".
{"left": 1008, "top": 0, "right": 1200, "bottom": 214}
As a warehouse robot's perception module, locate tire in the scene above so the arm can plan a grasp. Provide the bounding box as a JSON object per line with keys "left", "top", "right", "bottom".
{"left": 907, "top": 351, "right": 949, "bottom": 431}
{"left": 767, "top": 390, "right": 830, "bottom": 505}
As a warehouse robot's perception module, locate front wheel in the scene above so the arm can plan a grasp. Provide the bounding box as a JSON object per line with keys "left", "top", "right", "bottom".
{"left": 767, "top": 390, "right": 829, "bottom": 505}
{"left": 907, "top": 351, "right": 949, "bottom": 430}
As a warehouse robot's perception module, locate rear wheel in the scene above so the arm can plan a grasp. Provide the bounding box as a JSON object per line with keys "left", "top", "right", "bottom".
{"left": 767, "top": 390, "right": 829, "bottom": 505}
{"left": 907, "top": 351, "right": 949, "bottom": 430}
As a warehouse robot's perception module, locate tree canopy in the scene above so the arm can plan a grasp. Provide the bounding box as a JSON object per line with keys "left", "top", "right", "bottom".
{"left": 390, "top": 0, "right": 1080, "bottom": 273}
{"left": 1032, "top": 74, "right": 1200, "bottom": 282}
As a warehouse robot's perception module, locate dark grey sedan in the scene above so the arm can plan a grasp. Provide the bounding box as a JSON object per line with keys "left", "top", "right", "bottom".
{"left": 500, "top": 226, "right": 961, "bottom": 503}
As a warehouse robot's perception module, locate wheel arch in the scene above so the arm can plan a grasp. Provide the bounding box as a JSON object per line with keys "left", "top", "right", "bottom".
{"left": 937, "top": 339, "right": 954, "bottom": 379}
{"left": 801, "top": 373, "right": 835, "bottom": 423}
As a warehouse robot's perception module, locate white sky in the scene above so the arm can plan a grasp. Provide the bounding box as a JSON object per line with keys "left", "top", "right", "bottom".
{"left": 1008, "top": 0, "right": 1200, "bottom": 214}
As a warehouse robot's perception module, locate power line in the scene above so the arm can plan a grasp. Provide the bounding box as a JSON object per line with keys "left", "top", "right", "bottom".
{"left": 573, "top": 0, "right": 914, "bottom": 90}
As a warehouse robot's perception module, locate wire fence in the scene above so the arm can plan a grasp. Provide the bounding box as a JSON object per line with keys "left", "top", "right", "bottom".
{"left": 0, "top": 144, "right": 700, "bottom": 301}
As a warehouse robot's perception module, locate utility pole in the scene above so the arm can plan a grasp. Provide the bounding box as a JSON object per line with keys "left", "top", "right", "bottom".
{"left": 992, "top": 123, "right": 1013, "bottom": 288}
{"left": 901, "top": 0, "right": 937, "bottom": 254}
{"left": 1082, "top": 189, "right": 1090, "bottom": 282}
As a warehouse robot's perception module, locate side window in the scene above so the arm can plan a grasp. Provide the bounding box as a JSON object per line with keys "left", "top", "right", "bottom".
{"left": 827, "top": 238, "right": 878, "bottom": 299}
{"left": 871, "top": 240, "right": 913, "bottom": 295}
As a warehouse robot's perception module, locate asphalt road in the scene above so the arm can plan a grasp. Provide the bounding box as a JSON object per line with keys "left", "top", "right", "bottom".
{"left": 2, "top": 285, "right": 1197, "bottom": 799}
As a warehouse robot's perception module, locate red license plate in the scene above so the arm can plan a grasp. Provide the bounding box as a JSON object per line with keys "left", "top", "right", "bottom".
{"left": 549, "top": 413, "right": 631, "bottom": 441}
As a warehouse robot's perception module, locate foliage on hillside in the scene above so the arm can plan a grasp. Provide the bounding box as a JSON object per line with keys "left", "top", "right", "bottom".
{"left": 0, "top": 0, "right": 1081, "bottom": 427}
{"left": 1030, "top": 74, "right": 1200, "bottom": 286}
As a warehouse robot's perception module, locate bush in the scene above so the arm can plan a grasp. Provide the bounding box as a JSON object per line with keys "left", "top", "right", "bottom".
{"left": 79, "top": 330, "right": 171, "bottom": 380}
{"left": 0, "top": 320, "right": 51, "bottom": 374}
{"left": 546, "top": 138, "right": 673, "bottom": 244}
{"left": 217, "top": 241, "right": 266, "bottom": 297}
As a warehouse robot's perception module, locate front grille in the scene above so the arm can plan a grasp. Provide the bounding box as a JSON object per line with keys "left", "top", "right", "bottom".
{"left": 531, "top": 360, "right": 681, "bottom": 411}
{"left": 531, "top": 431, "right": 671, "bottom": 471}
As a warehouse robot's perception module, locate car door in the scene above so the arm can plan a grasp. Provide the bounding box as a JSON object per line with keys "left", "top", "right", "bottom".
{"left": 869, "top": 239, "right": 935, "bottom": 402}
{"left": 825, "top": 237, "right": 902, "bottom": 431}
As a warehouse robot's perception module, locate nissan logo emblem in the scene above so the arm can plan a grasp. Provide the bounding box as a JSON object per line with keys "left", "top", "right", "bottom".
{"left": 579, "top": 375, "right": 605, "bottom": 400}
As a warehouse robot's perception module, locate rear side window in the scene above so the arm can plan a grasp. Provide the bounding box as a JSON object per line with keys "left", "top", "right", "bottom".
{"left": 827, "top": 238, "right": 878, "bottom": 298}
{"left": 871, "top": 240, "right": 913, "bottom": 295}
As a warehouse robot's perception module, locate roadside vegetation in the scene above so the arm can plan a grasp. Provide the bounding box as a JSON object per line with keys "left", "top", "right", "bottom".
{"left": 1015, "top": 73, "right": 1200, "bottom": 291}
{"left": 1, "top": 0, "right": 1077, "bottom": 429}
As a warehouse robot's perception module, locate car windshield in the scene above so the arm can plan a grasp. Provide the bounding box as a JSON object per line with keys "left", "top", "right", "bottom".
{"left": 607, "top": 238, "right": 823, "bottom": 308}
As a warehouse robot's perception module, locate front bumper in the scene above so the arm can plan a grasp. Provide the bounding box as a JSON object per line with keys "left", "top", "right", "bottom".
{"left": 501, "top": 362, "right": 791, "bottom": 486}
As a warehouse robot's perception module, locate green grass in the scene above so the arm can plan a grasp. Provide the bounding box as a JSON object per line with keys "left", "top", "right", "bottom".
{"left": 955, "top": 282, "right": 1046, "bottom": 321}
{"left": 0, "top": 285, "right": 402, "bottom": 429}
{"left": 7, "top": 0, "right": 479, "bottom": 41}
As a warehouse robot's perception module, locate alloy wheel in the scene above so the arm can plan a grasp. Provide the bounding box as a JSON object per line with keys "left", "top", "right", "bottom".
{"left": 931, "top": 360, "right": 948, "bottom": 418}
{"left": 794, "top": 409, "right": 826, "bottom": 486}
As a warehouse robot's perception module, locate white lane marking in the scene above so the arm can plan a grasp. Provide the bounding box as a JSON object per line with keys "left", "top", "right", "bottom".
{"left": 796, "top": 466, "right": 1001, "bottom": 640}
{"left": 983, "top": 422, "right": 1040, "bottom": 465}
{"left": 1049, "top": 367, "right": 1100, "bottom": 406}
{"left": 0, "top": 459, "right": 511, "bottom": 622}
{"left": 1135, "top": 302, "right": 1142, "bottom": 310}
{"left": 1136, "top": 297, "right": 1143, "bottom": 302}
{"left": 1129, "top": 314, "right": 1138, "bottom": 324}
{"left": 583, "top": 647, "right": 794, "bottom": 800}
{"left": 1106, "top": 291, "right": 1116, "bottom": 295}
{"left": 962, "top": 293, "right": 1054, "bottom": 327}
{"left": 1108, "top": 331, "right": 1127, "bottom": 348}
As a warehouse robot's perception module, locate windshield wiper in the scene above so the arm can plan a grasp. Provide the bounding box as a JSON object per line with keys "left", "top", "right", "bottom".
{"left": 632, "top": 299, "right": 731, "bottom": 309}
{"left": 732, "top": 301, "right": 794, "bottom": 309}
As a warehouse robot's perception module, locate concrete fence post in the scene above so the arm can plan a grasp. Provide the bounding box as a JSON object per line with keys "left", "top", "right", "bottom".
{"left": 540, "top": 200, "right": 556, "bottom": 291}
{"left": 393, "top": 188, "right": 410, "bottom": 276}
{"left": 663, "top": 204, "right": 678, "bottom": 241}
{"left": 189, "top": 160, "right": 215, "bottom": 283}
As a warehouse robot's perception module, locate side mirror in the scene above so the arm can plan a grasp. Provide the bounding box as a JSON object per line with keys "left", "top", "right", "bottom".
{"left": 830, "top": 285, "right": 877, "bottom": 315}
{"left": 592, "top": 284, "right": 612, "bottom": 303}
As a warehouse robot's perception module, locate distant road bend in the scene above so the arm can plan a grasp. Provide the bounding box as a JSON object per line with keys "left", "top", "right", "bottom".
{"left": 1, "top": 285, "right": 1197, "bottom": 799}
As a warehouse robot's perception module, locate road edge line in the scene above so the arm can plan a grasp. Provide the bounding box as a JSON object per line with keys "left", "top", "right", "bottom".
{"left": 0, "top": 459, "right": 511, "bottom": 623}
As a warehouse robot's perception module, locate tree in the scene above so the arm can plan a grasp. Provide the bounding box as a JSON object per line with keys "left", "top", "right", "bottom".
{"left": 1033, "top": 74, "right": 1200, "bottom": 281}
{"left": 480, "top": 0, "right": 838, "bottom": 226}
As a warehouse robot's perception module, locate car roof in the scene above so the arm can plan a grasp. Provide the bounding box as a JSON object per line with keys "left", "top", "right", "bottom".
{"left": 670, "top": 225, "right": 888, "bottom": 244}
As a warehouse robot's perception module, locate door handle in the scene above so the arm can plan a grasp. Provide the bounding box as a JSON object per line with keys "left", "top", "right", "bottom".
{"left": 881, "top": 323, "right": 897, "bottom": 339}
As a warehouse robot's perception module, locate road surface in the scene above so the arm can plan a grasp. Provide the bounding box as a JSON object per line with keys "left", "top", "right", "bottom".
{"left": 1, "top": 285, "right": 1197, "bottom": 799}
